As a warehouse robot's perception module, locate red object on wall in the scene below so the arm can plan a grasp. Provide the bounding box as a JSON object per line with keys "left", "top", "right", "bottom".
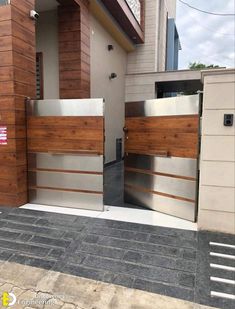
{"left": 0, "top": 126, "right": 7, "bottom": 145}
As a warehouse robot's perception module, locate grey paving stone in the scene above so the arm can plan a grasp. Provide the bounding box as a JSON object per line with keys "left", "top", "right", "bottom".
{"left": 9, "top": 254, "right": 56, "bottom": 270}
{"left": 113, "top": 274, "right": 135, "bottom": 288}
{"left": 62, "top": 264, "right": 105, "bottom": 281}
{"left": 209, "top": 255, "right": 235, "bottom": 267}
{"left": 63, "top": 231, "right": 81, "bottom": 240}
{"left": 0, "top": 229, "right": 21, "bottom": 240}
{"left": 17, "top": 234, "right": 33, "bottom": 242}
{"left": 180, "top": 248, "right": 197, "bottom": 260}
{"left": 123, "top": 250, "right": 196, "bottom": 273}
{"left": 82, "top": 255, "right": 178, "bottom": 284}
{"left": 3, "top": 214, "right": 37, "bottom": 224}
{"left": 133, "top": 278, "right": 194, "bottom": 302}
{"left": 90, "top": 217, "right": 196, "bottom": 240}
{"left": 0, "top": 250, "right": 14, "bottom": 261}
{"left": 83, "top": 234, "right": 99, "bottom": 244}
{"left": 0, "top": 239, "right": 51, "bottom": 257}
{"left": 35, "top": 218, "right": 85, "bottom": 233}
{"left": 67, "top": 252, "right": 86, "bottom": 265}
{"left": 30, "top": 235, "right": 71, "bottom": 248}
{"left": 208, "top": 244, "right": 235, "bottom": 256}
{"left": 2, "top": 221, "right": 64, "bottom": 238}
{"left": 77, "top": 243, "right": 125, "bottom": 259}
{"left": 123, "top": 251, "right": 142, "bottom": 263}
{"left": 86, "top": 225, "right": 149, "bottom": 242}
{"left": 211, "top": 280, "right": 235, "bottom": 295}
{"left": 178, "top": 273, "right": 195, "bottom": 288}
{"left": 97, "top": 236, "right": 179, "bottom": 257}
{"left": 148, "top": 234, "right": 197, "bottom": 249}
{"left": 48, "top": 248, "right": 65, "bottom": 259}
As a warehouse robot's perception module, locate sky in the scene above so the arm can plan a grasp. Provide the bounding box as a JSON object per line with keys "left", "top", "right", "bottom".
{"left": 176, "top": 0, "right": 235, "bottom": 69}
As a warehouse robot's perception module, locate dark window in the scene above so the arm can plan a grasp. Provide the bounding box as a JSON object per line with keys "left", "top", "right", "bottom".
{"left": 36, "top": 52, "right": 44, "bottom": 99}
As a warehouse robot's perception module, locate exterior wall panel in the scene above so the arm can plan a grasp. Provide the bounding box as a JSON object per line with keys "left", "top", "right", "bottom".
{"left": 0, "top": 0, "right": 36, "bottom": 207}
{"left": 198, "top": 70, "right": 235, "bottom": 234}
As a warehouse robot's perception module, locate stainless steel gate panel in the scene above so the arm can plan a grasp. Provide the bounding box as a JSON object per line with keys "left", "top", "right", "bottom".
{"left": 125, "top": 187, "right": 195, "bottom": 221}
{"left": 27, "top": 99, "right": 104, "bottom": 116}
{"left": 125, "top": 95, "right": 199, "bottom": 117}
{"left": 28, "top": 189, "right": 103, "bottom": 210}
{"left": 27, "top": 99, "right": 104, "bottom": 211}
{"left": 125, "top": 170, "right": 196, "bottom": 201}
{"left": 28, "top": 153, "right": 103, "bottom": 172}
{"left": 124, "top": 95, "right": 200, "bottom": 221}
{"left": 28, "top": 171, "right": 103, "bottom": 192}
{"left": 125, "top": 154, "right": 197, "bottom": 178}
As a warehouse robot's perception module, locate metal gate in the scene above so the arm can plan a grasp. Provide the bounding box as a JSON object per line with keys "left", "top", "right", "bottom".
{"left": 124, "top": 95, "right": 200, "bottom": 221}
{"left": 27, "top": 99, "right": 104, "bottom": 211}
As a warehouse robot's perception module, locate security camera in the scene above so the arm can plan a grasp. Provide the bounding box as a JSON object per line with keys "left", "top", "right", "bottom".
{"left": 30, "top": 10, "right": 39, "bottom": 20}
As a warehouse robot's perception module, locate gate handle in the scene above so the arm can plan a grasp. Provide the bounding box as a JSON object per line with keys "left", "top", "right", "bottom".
{"left": 123, "top": 127, "right": 128, "bottom": 133}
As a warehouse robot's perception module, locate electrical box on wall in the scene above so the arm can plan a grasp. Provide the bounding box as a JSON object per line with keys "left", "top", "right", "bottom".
{"left": 224, "top": 114, "right": 234, "bottom": 127}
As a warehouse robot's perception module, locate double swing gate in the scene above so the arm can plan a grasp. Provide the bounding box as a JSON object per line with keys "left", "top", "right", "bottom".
{"left": 26, "top": 95, "right": 200, "bottom": 222}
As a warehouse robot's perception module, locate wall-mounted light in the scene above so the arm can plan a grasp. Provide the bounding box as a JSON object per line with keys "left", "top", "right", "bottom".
{"left": 109, "top": 73, "right": 117, "bottom": 80}
{"left": 108, "top": 44, "right": 114, "bottom": 51}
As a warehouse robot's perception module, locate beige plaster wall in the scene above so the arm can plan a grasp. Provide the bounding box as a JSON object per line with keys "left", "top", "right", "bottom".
{"left": 36, "top": 10, "right": 60, "bottom": 99}
{"left": 90, "top": 16, "right": 127, "bottom": 163}
{"left": 127, "top": 0, "right": 172, "bottom": 74}
{"left": 198, "top": 70, "right": 235, "bottom": 234}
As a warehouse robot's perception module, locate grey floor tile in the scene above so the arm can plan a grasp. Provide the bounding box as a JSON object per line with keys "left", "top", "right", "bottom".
{"left": 133, "top": 278, "right": 194, "bottom": 302}
{"left": 9, "top": 254, "right": 56, "bottom": 270}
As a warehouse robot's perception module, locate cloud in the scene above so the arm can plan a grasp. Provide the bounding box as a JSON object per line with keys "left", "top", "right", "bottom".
{"left": 176, "top": 0, "right": 235, "bottom": 68}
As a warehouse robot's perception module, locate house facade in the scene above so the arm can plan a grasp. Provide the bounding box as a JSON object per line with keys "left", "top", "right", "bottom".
{"left": 0, "top": 0, "right": 178, "bottom": 205}
{"left": 0, "top": 0, "right": 234, "bottom": 234}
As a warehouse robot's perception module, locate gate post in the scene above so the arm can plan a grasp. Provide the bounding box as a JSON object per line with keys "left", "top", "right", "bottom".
{"left": 0, "top": 0, "right": 36, "bottom": 207}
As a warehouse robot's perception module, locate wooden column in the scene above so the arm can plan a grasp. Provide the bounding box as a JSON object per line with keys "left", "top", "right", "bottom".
{"left": 58, "top": 0, "right": 90, "bottom": 99}
{"left": 0, "top": 0, "right": 36, "bottom": 207}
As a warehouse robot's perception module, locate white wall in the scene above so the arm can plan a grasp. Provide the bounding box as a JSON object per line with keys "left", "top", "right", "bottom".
{"left": 198, "top": 70, "right": 235, "bottom": 234}
{"left": 90, "top": 16, "right": 127, "bottom": 163}
{"left": 36, "top": 10, "right": 60, "bottom": 99}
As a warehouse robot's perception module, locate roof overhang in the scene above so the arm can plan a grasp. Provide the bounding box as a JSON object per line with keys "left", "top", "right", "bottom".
{"left": 99, "top": 0, "right": 144, "bottom": 44}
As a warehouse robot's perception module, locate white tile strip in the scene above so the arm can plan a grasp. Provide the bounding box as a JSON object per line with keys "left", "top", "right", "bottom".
{"left": 21, "top": 204, "right": 101, "bottom": 218}
{"left": 210, "top": 276, "right": 235, "bottom": 285}
{"left": 210, "top": 242, "right": 235, "bottom": 250}
{"left": 210, "top": 263, "right": 235, "bottom": 272}
{"left": 210, "top": 252, "right": 235, "bottom": 260}
{"left": 20, "top": 204, "right": 198, "bottom": 231}
{"left": 211, "top": 291, "right": 235, "bottom": 300}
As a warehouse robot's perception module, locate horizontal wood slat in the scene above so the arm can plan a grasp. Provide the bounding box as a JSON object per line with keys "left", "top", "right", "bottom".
{"left": 58, "top": 1, "right": 90, "bottom": 99}
{"left": 125, "top": 115, "right": 199, "bottom": 159}
{"left": 27, "top": 116, "right": 104, "bottom": 154}
{"left": 0, "top": 1, "right": 35, "bottom": 207}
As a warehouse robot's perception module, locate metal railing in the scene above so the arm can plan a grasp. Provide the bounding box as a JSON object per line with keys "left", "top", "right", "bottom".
{"left": 125, "top": 0, "right": 141, "bottom": 24}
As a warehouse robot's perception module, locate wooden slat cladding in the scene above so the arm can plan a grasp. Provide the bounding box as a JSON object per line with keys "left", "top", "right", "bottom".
{"left": 58, "top": 0, "right": 90, "bottom": 99}
{"left": 125, "top": 115, "right": 199, "bottom": 159}
{"left": 0, "top": 1, "right": 36, "bottom": 207}
{"left": 27, "top": 116, "right": 104, "bottom": 155}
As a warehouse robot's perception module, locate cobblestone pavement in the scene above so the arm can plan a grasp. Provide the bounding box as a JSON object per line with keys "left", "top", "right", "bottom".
{"left": 0, "top": 206, "right": 234, "bottom": 309}
{"left": 0, "top": 261, "right": 215, "bottom": 309}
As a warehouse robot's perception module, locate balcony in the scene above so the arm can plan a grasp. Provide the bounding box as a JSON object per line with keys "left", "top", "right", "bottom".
{"left": 125, "top": 0, "right": 141, "bottom": 24}
{"left": 100, "top": 0, "right": 144, "bottom": 44}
